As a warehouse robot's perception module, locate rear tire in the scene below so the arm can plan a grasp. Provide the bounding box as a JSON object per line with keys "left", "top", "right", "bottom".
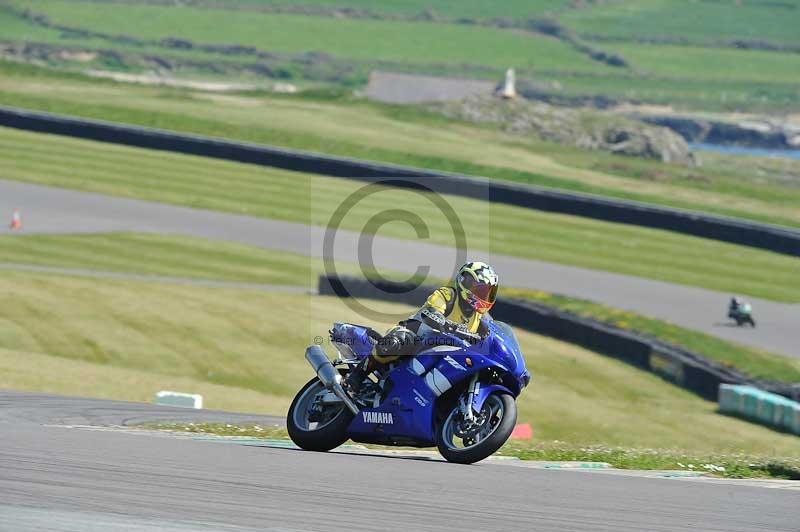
{"left": 287, "top": 377, "right": 353, "bottom": 452}
{"left": 436, "top": 393, "right": 517, "bottom": 464}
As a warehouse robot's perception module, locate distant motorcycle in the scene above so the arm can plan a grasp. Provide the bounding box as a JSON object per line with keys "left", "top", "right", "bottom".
{"left": 287, "top": 311, "right": 531, "bottom": 464}
{"left": 728, "top": 302, "right": 756, "bottom": 327}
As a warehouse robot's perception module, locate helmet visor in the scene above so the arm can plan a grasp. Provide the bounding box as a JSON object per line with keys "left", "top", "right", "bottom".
{"left": 459, "top": 274, "right": 498, "bottom": 307}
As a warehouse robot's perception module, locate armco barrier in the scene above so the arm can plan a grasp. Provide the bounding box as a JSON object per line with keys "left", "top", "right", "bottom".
{"left": 318, "top": 275, "right": 799, "bottom": 402}
{"left": 1, "top": 105, "right": 799, "bottom": 257}
{"left": 719, "top": 384, "right": 800, "bottom": 435}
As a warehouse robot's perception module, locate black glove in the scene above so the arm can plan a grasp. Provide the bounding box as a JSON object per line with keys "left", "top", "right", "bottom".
{"left": 440, "top": 322, "right": 476, "bottom": 343}
{"left": 375, "top": 335, "right": 401, "bottom": 357}
{"left": 420, "top": 308, "right": 448, "bottom": 330}
{"left": 376, "top": 328, "right": 417, "bottom": 358}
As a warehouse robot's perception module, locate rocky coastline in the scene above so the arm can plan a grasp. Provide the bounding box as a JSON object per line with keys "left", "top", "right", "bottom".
{"left": 628, "top": 114, "right": 800, "bottom": 151}
{"left": 432, "top": 95, "right": 696, "bottom": 165}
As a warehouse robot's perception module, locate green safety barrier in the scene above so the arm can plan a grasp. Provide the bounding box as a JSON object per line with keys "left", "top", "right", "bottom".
{"left": 719, "top": 384, "right": 800, "bottom": 435}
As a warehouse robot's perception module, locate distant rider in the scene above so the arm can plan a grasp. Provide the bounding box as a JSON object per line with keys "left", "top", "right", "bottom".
{"left": 346, "top": 261, "right": 499, "bottom": 391}
{"left": 728, "top": 296, "right": 756, "bottom": 327}
{"left": 728, "top": 296, "right": 742, "bottom": 317}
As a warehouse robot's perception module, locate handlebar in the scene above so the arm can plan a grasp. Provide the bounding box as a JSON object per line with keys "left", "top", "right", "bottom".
{"left": 420, "top": 308, "right": 482, "bottom": 344}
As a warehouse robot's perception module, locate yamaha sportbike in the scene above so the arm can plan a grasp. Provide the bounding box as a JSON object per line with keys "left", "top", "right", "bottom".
{"left": 287, "top": 311, "right": 531, "bottom": 464}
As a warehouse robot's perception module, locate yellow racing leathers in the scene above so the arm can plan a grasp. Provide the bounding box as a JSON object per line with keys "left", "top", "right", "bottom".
{"left": 373, "top": 286, "right": 488, "bottom": 363}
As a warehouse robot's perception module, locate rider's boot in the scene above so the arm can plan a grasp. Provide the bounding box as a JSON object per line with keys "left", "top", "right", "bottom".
{"left": 347, "top": 328, "right": 412, "bottom": 394}
{"left": 345, "top": 357, "right": 373, "bottom": 394}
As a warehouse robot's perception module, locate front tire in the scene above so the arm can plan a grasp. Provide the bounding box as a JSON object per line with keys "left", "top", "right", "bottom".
{"left": 436, "top": 393, "right": 517, "bottom": 464}
{"left": 287, "top": 377, "right": 353, "bottom": 452}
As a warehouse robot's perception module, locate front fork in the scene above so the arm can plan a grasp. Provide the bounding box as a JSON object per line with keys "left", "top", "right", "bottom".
{"left": 459, "top": 374, "right": 480, "bottom": 422}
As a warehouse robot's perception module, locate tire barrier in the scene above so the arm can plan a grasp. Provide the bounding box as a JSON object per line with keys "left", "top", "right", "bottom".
{"left": 719, "top": 384, "right": 800, "bottom": 435}
{"left": 318, "top": 275, "right": 799, "bottom": 402}
{"left": 1, "top": 105, "right": 799, "bottom": 257}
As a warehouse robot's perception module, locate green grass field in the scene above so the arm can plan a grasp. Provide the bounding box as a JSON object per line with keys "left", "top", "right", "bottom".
{"left": 561, "top": 1, "right": 800, "bottom": 46}
{"left": 2, "top": 0, "right": 799, "bottom": 111}
{"left": 505, "top": 288, "right": 800, "bottom": 383}
{"left": 608, "top": 43, "right": 800, "bottom": 84}
{"left": 0, "top": 233, "right": 317, "bottom": 286}
{"left": 1, "top": 266, "right": 798, "bottom": 457}
{"left": 1, "top": 60, "right": 799, "bottom": 230}
{"left": 3, "top": 126, "right": 799, "bottom": 304}
{"left": 2, "top": 231, "right": 797, "bottom": 384}
{"left": 6, "top": 0, "right": 608, "bottom": 74}
{"left": 207, "top": 0, "right": 567, "bottom": 19}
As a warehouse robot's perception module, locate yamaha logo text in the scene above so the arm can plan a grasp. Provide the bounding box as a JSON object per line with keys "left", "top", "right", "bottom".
{"left": 362, "top": 411, "right": 394, "bottom": 424}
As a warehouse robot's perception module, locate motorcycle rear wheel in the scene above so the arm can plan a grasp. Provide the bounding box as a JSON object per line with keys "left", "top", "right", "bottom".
{"left": 287, "top": 377, "right": 353, "bottom": 452}
{"left": 436, "top": 393, "right": 517, "bottom": 464}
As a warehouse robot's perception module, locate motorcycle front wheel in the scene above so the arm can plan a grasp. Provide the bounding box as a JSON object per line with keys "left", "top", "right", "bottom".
{"left": 287, "top": 377, "right": 353, "bottom": 452}
{"left": 436, "top": 393, "right": 517, "bottom": 464}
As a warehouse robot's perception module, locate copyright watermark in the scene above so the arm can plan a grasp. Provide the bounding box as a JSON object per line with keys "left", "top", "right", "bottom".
{"left": 316, "top": 177, "right": 484, "bottom": 324}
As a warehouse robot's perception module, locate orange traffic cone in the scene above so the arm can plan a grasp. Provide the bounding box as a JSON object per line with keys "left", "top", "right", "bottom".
{"left": 9, "top": 209, "right": 21, "bottom": 230}
{"left": 509, "top": 423, "right": 533, "bottom": 440}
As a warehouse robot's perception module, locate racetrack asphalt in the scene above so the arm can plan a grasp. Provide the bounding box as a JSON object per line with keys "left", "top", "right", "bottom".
{"left": 1, "top": 390, "right": 798, "bottom": 532}
{"left": 1, "top": 179, "right": 797, "bottom": 358}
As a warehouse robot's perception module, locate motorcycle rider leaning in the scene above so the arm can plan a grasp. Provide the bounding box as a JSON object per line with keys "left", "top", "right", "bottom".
{"left": 729, "top": 296, "right": 743, "bottom": 315}
{"left": 346, "top": 261, "right": 499, "bottom": 392}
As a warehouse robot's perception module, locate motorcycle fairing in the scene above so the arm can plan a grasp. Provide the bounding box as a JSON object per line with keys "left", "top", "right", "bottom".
{"left": 341, "top": 320, "right": 530, "bottom": 446}
{"left": 330, "top": 322, "right": 376, "bottom": 360}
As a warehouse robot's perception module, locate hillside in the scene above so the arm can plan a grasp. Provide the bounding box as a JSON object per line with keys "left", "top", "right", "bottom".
{"left": 2, "top": 61, "right": 799, "bottom": 229}
{"left": 0, "top": 241, "right": 797, "bottom": 455}
{"left": 0, "top": 0, "right": 798, "bottom": 112}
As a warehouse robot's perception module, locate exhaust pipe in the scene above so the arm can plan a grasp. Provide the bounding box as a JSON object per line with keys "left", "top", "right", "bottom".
{"left": 305, "top": 345, "right": 359, "bottom": 415}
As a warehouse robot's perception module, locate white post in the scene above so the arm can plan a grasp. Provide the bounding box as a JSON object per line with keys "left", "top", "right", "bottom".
{"left": 500, "top": 68, "right": 517, "bottom": 99}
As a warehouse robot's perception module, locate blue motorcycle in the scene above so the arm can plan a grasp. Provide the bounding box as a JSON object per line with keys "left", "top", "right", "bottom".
{"left": 287, "top": 312, "right": 531, "bottom": 464}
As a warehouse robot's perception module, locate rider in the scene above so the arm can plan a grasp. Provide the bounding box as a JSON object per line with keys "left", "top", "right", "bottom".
{"left": 728, "top": 295, "right": 756, "bottom": 326}
{"left": 346, "top": 261, "right": 499, "bottom": 391}
{"left": 728, "top": 296, "right": 742, "bottom": 316}
{"left": 729, "top": 296, "right": 752, "bottom": 317}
